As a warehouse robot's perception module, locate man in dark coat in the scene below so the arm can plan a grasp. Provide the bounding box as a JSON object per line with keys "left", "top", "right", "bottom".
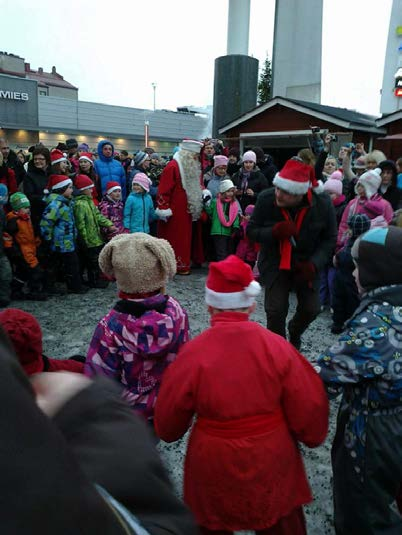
{"left": 0, "top": 138, "right": 25, "bottom": 185}
{"left": 248, "top": 157, "right": 337, "bottom": 349}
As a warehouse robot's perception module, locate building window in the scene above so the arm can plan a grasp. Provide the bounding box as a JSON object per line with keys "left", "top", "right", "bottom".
{"left": 39, "top": 90, "right": 47, "bottom": 96}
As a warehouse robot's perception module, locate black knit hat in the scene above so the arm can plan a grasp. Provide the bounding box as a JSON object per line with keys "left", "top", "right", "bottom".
{"left": 66, "top": 138, "right": 78, "bottom": 149}
{"left": 347, "top": 214, "right": 371, "bottom": 239}
{"left": 351, "top": 226, "right": 402, "bottom": 290}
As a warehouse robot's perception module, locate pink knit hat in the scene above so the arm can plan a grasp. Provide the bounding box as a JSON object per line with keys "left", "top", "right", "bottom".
{"left": 324, "top": 170, "right": 343, "bottom": 196}
{"left": 242, "top": 150, "right": 256, "bottom": 164}
{"left": 132, "top": 173, "right": 152, "bottom": 193}
{"left": 213, "top": 155, "right": 228, "bottom": 169}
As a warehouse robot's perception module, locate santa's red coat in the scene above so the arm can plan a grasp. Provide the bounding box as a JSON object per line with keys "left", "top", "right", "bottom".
{"left": 157, "top": 160, "right": 204, "bottom": 272}
{"left": 157, "top": 160, "right": 193, "bottom": 272}
{"left": 155, "top": 312, "right": 328, "bottom": 531}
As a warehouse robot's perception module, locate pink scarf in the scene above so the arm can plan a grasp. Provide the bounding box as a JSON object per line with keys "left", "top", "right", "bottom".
{"left": 216, "top": 195, "right": 238, "bottom": 227}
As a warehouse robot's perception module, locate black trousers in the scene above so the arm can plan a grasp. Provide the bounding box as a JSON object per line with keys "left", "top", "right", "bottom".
{"left": 78, "top": 245, "right": 103, "bottom": 286}
{"left": 51, "top": 251, "right": 82, "bottom": 291}
{"left": 213, "top": 235, "right": 235, "bottom": 262}
{"left": 264, "top": 271, "right": 320, "bottom": 340}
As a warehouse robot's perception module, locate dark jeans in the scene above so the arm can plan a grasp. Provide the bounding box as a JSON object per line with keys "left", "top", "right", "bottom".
{"left": 264, "top": 271, "right": 320, "bottom": 340}
{"left": 49, "top": 251, "right": 82, "bottom": 291}
{"left": 213, "top": 235, "right": 235, "bottom": 262}
{"left": 319, "top": 264, "right": 336, "bottom": 307}
{"left": 78, "top": 245, "right": 103, "bottom": 286}
{"left": 332, "top": 272, "right": 360, "bottom": 327}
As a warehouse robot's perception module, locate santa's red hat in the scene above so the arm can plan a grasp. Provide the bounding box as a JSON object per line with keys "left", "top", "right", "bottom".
{"left": 44, "top": 174, "right": 72, "bottom": 194}
{"left": 50, "top": 149, "right": 67, "bottom": 165}
{"left": 75, "top": 174, "right": 94, "bottom": 191}
{"left": 106, "top": 181, "right": 121, "bottom": 195}
{"left": 273, "top": 158, "right": 323, "bottom": 195}
{"left": 79, "top": 152, "right": 93, "bottom": 164}
{"left": 205, "top": 255, "right": 261, "bottom": 309}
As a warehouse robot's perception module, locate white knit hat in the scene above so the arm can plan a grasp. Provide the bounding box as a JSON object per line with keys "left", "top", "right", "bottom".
{"left": 219, "top": 179, "right": 235, "bottom": 193}
{"left": 355, "top": 168, "right": 382, "bottom": 199}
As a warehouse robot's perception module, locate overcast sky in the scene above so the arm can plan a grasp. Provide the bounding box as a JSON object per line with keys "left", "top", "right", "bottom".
{"left": 0, "top": 0, "right": 393, "bottom": 115}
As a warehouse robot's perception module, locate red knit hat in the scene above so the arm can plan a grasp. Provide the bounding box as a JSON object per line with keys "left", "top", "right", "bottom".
{"left": 0, "top": 308, "right": 44, "bottom": 375}
{"left": 44, "top": 174, "right": 73, "bottom": 194}
{"left": 75, "top": 174, "right": 94, "bottom": 191}
{"left": 273, "top": 158, "right": 323, "bottom": 195}
{"left": 50, "top": 149, "right": 67, "bottom": 165}
{"left": 205, "top": 255, "right": 261, "bottom": 309}
{"left": 106, "top": 181, "right": 122, "bottom": 195}
{"left": 79, "top": 152, "right": 93, "bottom": 164}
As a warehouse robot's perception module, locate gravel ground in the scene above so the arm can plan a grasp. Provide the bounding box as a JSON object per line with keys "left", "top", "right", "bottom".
{"left": 16, "top": 268, "right": 339, "bottom": 534}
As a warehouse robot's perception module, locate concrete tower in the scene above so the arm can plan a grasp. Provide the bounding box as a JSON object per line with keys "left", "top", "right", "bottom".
{"left": 272, "top": 0, "right": 323, "bottom": 103}
{"left": 212, "top": 0, "right": 259, "bottom": 137}
{"left": 380, "top": 0, "right": 402, "bottom": 115}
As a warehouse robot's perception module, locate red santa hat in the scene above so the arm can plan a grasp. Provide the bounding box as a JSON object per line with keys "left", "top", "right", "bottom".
{"left": 180, "top": 139, "right": 203, "bottom": 154}
{"left": 78, "top": 152, "right": 93, "bottom": 164}
{"left": 50, "top": 149, "right": 67, "bottom": 165}
{"left": 75, "top": 174, "right": 94, "bottom": 191}
{"left": 44, "top": 174, "right": 73, "bottom": 194}
{"left": 273, "top": 158, "right": 323, "bottom": 195}
{"left": 205, "top": 255, "right": 261, "bottom": 309}
{"left": 106, "top": 181, "right": 121, "bottom": 195}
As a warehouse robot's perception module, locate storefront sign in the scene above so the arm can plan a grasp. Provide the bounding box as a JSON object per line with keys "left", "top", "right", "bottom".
{"left": 0, "top": 90, "right": 29, "bottom": 101}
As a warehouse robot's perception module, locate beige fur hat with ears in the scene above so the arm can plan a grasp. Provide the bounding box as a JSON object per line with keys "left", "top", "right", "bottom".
{"left": 99, "top": 233, "right": 177, "bottom": 294}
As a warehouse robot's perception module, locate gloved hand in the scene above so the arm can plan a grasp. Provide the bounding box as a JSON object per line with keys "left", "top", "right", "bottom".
{"left": 202, "top": 189, "right": 212, "bottom": 205}
{"left": 294, "top": 261, "right": 316, "bottom": 282}
{"left": 272, "top": 221, "right": 297, "bottom": 241}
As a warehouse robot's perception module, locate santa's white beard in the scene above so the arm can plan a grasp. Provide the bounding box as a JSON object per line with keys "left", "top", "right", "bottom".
{"left": 174, "top": 150, "right": 203, "bottom": 220}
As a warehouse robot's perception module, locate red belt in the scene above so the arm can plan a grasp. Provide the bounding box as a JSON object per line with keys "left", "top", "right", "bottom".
{"left": 196, "top": 410, "right": 284, "bottom": 439}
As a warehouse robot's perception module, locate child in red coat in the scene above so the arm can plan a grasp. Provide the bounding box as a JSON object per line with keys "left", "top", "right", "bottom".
{"left": 0, "top": 308, "right": 84, "bottom": 375}
{"left": 154, "top": 255, "right": 328, "bottom": 534}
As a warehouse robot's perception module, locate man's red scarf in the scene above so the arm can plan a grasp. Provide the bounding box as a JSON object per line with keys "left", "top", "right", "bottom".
{"left": 278, "top": 190, "right": 312, "bottom": 270}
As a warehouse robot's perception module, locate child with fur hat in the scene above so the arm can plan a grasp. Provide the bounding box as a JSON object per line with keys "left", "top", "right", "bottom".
{"left": 5, "top": 192, "right": 46, "bottom": 301}
{"left": 0, "top": 184, "right": 12, "bottom": 307}
{"left": 204, "top": 179, "right": 241, "bottom": 261}
{"left": 85, "top": 233, "right": 189, "bottom": 421}
{"left": 123, "top": 173, "right": 159, "bottom": 234}
{"left": 337, "top": 168, "right": 393, "bottom": 250}
{"left": 154, "top": 255, "right": 328, "bottom": 534}
{"left": 98, "top": 181, "right": 127, "bottom": 240}
{"left": 0, "top": 308, "right": 84, "bottom": 375}
{"left": 73, "top": 175, "right": 115, "bottom": 288}
{"left": 40, "top": 175, "right": 86, "bottom": 294}
{"left": 316, "top": 226, "right": 402, "bottom": 534}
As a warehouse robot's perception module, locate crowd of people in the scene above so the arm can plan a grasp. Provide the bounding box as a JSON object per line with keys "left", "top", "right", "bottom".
{"left": 1, "top": 131, "right": 402, "bottom": 534}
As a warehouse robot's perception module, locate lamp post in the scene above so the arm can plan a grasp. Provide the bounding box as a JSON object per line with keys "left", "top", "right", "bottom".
{"left": 151, "top": 82, "right": 156, "bottom": 111}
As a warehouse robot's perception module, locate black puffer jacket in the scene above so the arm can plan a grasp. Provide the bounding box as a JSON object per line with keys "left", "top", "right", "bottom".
{"left": 231, "top": 169, "right": 269, "bottom": 211}
{"left": 22, "top": 164, "right": 50, "bottom": 233}
{"left": 247, "top": 188, "right": 337, "bottom": 286}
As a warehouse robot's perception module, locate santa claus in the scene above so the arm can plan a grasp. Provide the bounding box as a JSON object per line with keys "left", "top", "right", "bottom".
{"left": 156, "top": 140, "right": 205, "bottom": 274}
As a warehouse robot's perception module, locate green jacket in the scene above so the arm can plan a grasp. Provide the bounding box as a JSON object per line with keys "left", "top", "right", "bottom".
{"left": 205, "top": 198, "right": 240, "bottom": 236}
{"left": 73, "top": 194, "right": 112, "bottom": 248}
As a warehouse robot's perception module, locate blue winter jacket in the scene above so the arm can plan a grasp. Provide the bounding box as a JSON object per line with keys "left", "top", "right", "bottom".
{"left": 94, "top": 140, "right": 127, "bottom": 200}
{"left": 123, "top": 191, "right": 157, "bottom": 234}
{"left": 40, "top": 193, "right": 77, "bottom": 252}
